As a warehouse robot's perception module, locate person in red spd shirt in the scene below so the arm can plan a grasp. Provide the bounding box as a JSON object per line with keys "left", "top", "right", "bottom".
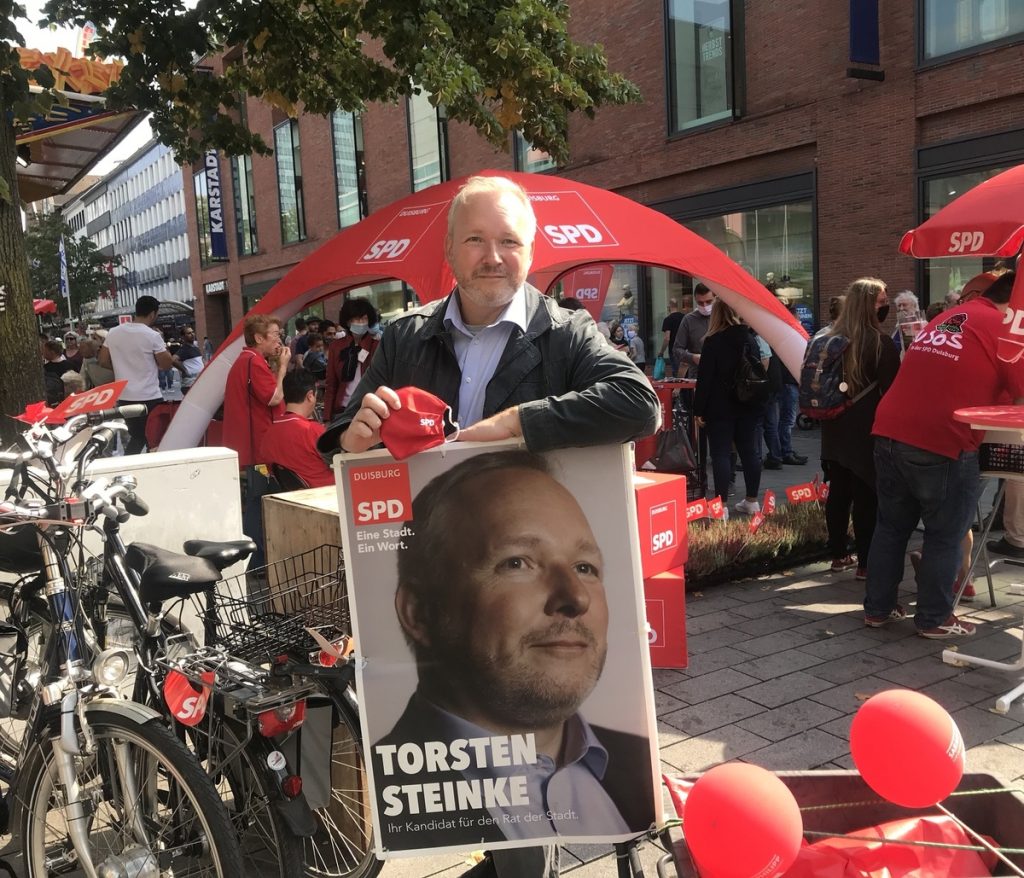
{"left": 223, "top": 313, "right": 291, "bottom": 566}
{"left": 260, "top": 370, "right": 334, "bottom": 488}
{"left": 864, "top": 270, "right": 1024, "bottom": 639}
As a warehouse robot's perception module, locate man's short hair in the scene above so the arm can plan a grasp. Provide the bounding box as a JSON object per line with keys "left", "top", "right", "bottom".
{"left": 693, "top": 283, "right": 711, "bottom": 298}
{"left": 283, "top": 368, "right": 316, "bottom": 404}
{"left": 340, "top": 297, "right": 378, "bottom": 328}
{"left": 294, "top": 317, "right": 307, "bottom": 332}
{"left": 894, "top": 290, "right": 919, "bottom": 309}
{"left": 560, "top": 296, "right": 585, "bottom": 311}
{"left": 397, "top": 451, "right": 551, "bottom": 653}
{"left": 42, "top": 339, "right": 63, "bottom": 358}
{"left": 135, "top": 295, "right": 160, "bottom": 317}
{"left": 983, "top": 270, "right": 1016, "bottom": 305}
{"left": 447, "top": 175, "right": 536, "bottom": 243}
{"left": 243, "top": 313, "right": 282, "bottom": 346}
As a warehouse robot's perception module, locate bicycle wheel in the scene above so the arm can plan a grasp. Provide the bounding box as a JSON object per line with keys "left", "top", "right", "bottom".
{"left": 207, "top": 719, "right": 301, "bottom": 878}
{"left": 299, "top": 687, "right": 381, "bottom": 878}
{"left": 17, "top": 707, "right": 244, "bottom": 878}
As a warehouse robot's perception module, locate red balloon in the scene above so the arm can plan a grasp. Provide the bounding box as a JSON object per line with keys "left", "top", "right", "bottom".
{"left": 850, "top": 689, "right": 965, "bottom": 808}
{"left": 684, "top": 762, "right": 803, "bottom": 878}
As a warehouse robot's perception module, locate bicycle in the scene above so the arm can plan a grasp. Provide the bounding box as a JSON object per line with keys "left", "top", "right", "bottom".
{"left": 1, "top": 407, "right": 380, "bottom": 878}
{"left": 0, "top": 405, "right": 245, "bottom": 878}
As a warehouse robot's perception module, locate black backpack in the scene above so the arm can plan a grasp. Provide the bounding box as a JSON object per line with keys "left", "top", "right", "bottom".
{"left": 733, "top": 335, "right": 770, "bottom": 405}
{"left": 798, "top": 332, "right": 877, "bottom": 420}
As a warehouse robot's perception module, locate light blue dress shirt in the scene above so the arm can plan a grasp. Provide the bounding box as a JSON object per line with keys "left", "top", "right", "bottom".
{"left": 444, "top": 290, "right": 529, "bottom": 428}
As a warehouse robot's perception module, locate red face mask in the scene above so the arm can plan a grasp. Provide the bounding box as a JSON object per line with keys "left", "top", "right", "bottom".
{"left": 379, "top": 386, "right": 458, "bottom": 461}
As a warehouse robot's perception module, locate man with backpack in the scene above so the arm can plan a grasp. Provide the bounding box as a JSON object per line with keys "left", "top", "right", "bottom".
{"left": 863, "top": 271, "right": 1024, "bottom": 639}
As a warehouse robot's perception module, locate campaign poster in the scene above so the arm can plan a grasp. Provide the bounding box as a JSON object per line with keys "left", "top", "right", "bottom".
{"left": 334, "top": 440, "right": 662, "bottom": 858}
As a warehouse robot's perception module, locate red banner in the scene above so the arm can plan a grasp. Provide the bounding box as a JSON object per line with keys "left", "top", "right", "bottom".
{"left": 762, "top": 489, "right": 777, "bottom": 516}
{"left": 817, "top": 481, "right": 830, "bottom": 502}
{"left": 560, "top": 264, "right": 614, "bottom": 321}
{"left": 685, "top": 498, "right": 709, "bottom": 522}
{"left": 46, "top": 379, "right": 127, "bottom": 423}
{"left": 748, "top": 511, "right": 766, "bottom": 533}
{"left": 708, "top": 496, "right": 726, "bottom": 520}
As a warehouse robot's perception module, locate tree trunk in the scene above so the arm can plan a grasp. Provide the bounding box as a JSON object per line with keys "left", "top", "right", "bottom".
{"left": 0, "top": 118, "right": 47, "bottom": 447}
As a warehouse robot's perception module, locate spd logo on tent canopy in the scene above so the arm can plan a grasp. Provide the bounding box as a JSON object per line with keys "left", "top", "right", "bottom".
{"left": 532, "top": 191, "right": 619, "bottom": 249}
{"left": 357, "top": 203, "right": 449, "bottom": 265}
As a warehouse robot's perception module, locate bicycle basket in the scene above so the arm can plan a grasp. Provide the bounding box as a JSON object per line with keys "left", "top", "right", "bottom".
{"left": 210, "top": 545, "right": 349, "bottom": 663}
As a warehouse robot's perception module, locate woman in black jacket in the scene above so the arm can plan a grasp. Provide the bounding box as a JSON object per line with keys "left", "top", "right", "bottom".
{"left": 693, "top": 298, "right": 767, "bottom": 516}
{"left": 820, "top": 278, "right": 900, "bottom": 577}
{"left": 324, "top": 297, "right": 381, "bottom": 421}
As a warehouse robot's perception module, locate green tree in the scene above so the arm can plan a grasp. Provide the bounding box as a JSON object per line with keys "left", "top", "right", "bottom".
{"left": 24, "top": 210, "right": 117, "bottom": 321}
{"left": 0, "top": 0, "right": 639, "bottom": 443}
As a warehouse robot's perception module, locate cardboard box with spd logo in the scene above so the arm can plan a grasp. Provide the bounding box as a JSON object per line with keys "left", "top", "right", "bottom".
{"left": 643, "top": 567, "right": 687, "bottom": 669}
{"left": 633, "top": 471, "right": 688, "bottom": 578}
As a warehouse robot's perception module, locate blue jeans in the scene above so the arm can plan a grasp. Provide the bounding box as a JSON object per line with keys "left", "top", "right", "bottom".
{"left": 864, "top": 438, "right": 981, "bottom": 629}
{"left": 778, "top": 384, "right": 798, "bottom": 457}
{"left": 761, "top": 392, "right": 782, "bottom": 460}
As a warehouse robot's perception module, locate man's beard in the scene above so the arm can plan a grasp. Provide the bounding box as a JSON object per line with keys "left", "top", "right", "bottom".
{"left": 457, "top": 271, "right": 519, "bottom": 311}
{"left": 426, "top": 618, "right": 607, "bottom": 731}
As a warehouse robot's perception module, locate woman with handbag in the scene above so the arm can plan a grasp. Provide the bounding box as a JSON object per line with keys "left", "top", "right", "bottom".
{"left": 692, "top": 298, "right": 768, "bottom": 517}
{"left": 819, "top": 278, "right": 900, "bottom": 577}
{"left": 324, "top": 298, "right": 381, "bottom": 421}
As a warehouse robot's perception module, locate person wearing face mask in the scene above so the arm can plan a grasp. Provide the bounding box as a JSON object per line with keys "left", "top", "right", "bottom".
{"left": 864, "top": 271, "right": 1024, "bottom": 639}
{"left": 625, "top": 325, "right": 645, "bottom": 367}
{"left": 818, "top": 278, "right": 900, "bottom": 580}
{"left": 672, "top": 284, "right": 714, "bottom": 379}
{"left": 324, "top": 297, "right": 380, "bottom": 421}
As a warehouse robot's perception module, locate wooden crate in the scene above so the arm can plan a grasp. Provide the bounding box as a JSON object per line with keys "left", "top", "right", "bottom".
{"left": 263, "top": 486, "right": 342, "bottom": 566}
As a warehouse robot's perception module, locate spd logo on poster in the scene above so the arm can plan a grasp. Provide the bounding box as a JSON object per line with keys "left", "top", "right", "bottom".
{"left": 649, "top": 501, "right": 677, "bottom": 555}
{"left": 349, "top": 463, "right": 413, "bottom": 525}
{"left": 356, "top": 203, "right": 448, "bottom": 265}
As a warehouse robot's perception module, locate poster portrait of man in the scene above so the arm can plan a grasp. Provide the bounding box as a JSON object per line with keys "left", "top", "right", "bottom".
{"left": 336, "top": 441, "right": 660, "bottom": 857}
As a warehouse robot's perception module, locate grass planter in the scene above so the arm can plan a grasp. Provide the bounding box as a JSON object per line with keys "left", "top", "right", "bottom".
{"left": 684, "top": 502, "right": 831, "bottom": 589}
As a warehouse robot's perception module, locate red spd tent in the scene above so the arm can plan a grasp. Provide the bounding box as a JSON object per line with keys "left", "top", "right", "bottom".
{"left": 162, "top": 171, "right": 809, "bottom": 450}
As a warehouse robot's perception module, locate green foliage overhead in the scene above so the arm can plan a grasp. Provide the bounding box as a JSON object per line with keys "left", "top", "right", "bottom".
{"left": 40, "top": 0, "right": 641, "bottom": 165}
{"left": 24, "top": 211, "right": 119, "bottom": 318}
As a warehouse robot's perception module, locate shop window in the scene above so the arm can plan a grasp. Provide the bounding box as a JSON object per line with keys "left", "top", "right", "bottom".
{"left": 274, "top": 120, "right": 306, "bottom": 244}
{"left": 666, "top": 0, "right": 739, "bottom": 133}
{"left": 513, "top": 132, "right": 556, "bottom": 173}
{"left": 231, "top": 154, "right": 258, "bottom": 256}
{"left": 683, "top": 201, "right": 817, "bottom": 333}
{"left": 922, "top": 0, "right": 1023, "bottom": 61}
{"left": 331, "top": 111, "right": 368, "bottom": 228}
{"left": 407, "top": 90, "right": 449, "bottom": 192}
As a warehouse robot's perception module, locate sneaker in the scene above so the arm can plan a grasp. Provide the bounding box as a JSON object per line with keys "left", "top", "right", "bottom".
{"left": 986, "top": 537, "right": 1024, "bottom": 559}
{"left": 864, "top": 605, "right": 907, "bottom": 627}
{"left": 855, "top": 567, "right": 867, "bottom": 581}
{"left": 782, "top": 453, "right": 809, "bottom": 465}
{"left": 734, "top": 498, "right": 760, "bottom": 515}
{"left": 830, "top": 555, "right": 856, "bottom": 572}
{"left": 763, "top": 456, "right": 784, "bottom": 470}
{"left": 917, "top": 614, "right": 977, "bottom": 639}
{"left": 959, "top": 581, "right": 977, "bottom": 601}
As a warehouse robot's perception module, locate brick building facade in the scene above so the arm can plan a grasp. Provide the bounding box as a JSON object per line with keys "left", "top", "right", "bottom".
{"left": 185, "top": 1, "right": 1024, "bottom": 350}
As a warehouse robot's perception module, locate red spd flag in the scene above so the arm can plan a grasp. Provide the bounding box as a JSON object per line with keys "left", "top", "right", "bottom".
{"left": 762, "top": 489, "right": 777, "bottom": 516}
{"left": 708, "top": 496, "right": 726, "bottom": 520}
{"left": 786, "top": 482, "right": 818, "bottom": 504}
{"left": 749, "top": 511, "right": 766, "bottom": 533}
{"left": 817, "top": 481, "right": 830, "bottom": 502}
{"left": 686, "top": 498, "right": 709, "bottom": 522}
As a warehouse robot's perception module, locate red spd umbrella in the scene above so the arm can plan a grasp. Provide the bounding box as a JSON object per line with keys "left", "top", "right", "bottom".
{"left": 33, "top": 298, "right": 57, "bottom": 315}
{"left": 899, "top": 164, "right": 1024, "bottom": 260}
{"left": 163, "top": 170, "right": 809, "bottom": 450}
{"left": 899, "top": 162, "right": 1024, "bottom": 362}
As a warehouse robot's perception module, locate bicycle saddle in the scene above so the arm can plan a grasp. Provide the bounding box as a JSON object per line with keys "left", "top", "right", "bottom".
{"left": 125, "top": 542, "right": 221, "bottom": 603}
{"left": 182, "top": 538, "right": 257, "bottom": 571}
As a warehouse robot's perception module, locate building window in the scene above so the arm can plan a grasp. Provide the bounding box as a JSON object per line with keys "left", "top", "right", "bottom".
{"left": 920, "top": 165, "right": 1011, "bottom": 304}
{"left": 193, "top": 170, "right": 215, "bottom": 266}
{"left": 922, "top": 0, "right": 1023, "bottom": 60}
{"left": 231, "top": 154, "right": 258, "bottom": 256}
{"left": 666, "top": 0, "right": 737, "bottom": 133}
{"left": 683, "top": 202, "right": 817, "bottom": 333}
{"left": 274, "top": 119, "right": 306, "bottom": 244}
{"left": 513, "top": 132, "right": 556, "bottom": 173}
{"left": 407, "top": 90, "right": 449, "bottom": 192}
{"left": 331, "top": 111, "right": 368, "bottom": 228}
